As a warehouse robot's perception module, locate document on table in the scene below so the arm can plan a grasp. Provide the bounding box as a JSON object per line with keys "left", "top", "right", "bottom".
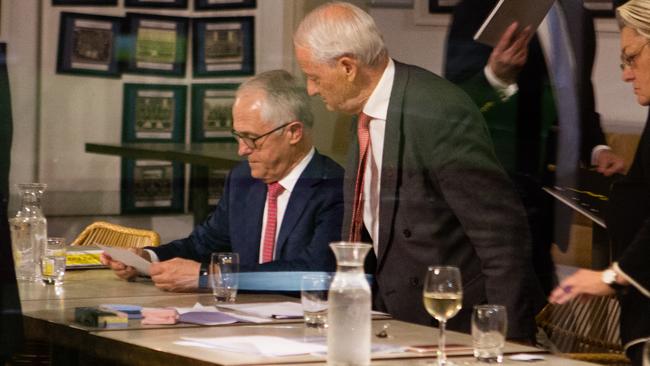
{"left": 217, "top": 301, "right": 390, "bottom": 320}
{"left": 96, "top": 244, "right": 151, "bottom": 276}
{"left": 217, "top": 301, "right": 304, "bottom": 319}
{"left": 177, "top": 336, "right": 327, "bottom": 357}
{"left": 174, "top": 303, "right": 269, "bottom": 324}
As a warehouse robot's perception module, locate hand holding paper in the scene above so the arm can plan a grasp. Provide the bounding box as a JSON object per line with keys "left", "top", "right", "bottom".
{"left": 98, "top": 244, "right": 151, "bottom": 276}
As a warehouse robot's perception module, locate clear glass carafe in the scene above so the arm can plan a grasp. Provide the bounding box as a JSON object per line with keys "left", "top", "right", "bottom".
{"left": 327, "top": 242, "right": 372, "bottom": 366}
{"left": 9, "top": 183, "right": 48, "bottom": 282}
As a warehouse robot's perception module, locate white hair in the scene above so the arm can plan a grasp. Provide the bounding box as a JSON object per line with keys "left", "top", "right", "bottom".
{"left": 617, "top": 0, "right": 650, "bottom": 39}
{"left": 236, "top": 70, "right": 313, "bottom": 128}
{"left": 294, "top": 1, "right": 388, "bottom": 67}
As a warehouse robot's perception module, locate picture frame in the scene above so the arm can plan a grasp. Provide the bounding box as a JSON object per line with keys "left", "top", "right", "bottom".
{"left": 125, "top": 0, "right": 188, "bottom": 9}
{"left": 56, "top": 12, "right": 122, "bottom": 77}
{"left": 207, "top": 168, "right": 229, "bottom": 207}
{"left": 194, "top": 0, "right": 256, "bottom": 11}
{"left": 52, "top": 0, "right": 117, "bottom": 5}
{"left": 192, "top": 16, "right": 254, "bottom": 77}
{"left": 191, "top": 83, "right": 238, "bottom": 142}
{"left": 123, "top": 13, "right": 189, "bottom": 77}
{"left": 122, "top": 83, "right": 187, "bottom": 143}
{"left": 121, "top": 158, "right": 184, "bottom": 214}
{"left": 428, "top": 0, "right": 459, "bottom": 13}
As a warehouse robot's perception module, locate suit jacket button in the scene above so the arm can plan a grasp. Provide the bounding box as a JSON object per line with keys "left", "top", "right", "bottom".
{"left": 409, "top": 277, "right": 420, "bottom": 287}
{"left": 403, "top": 229, "right": 411, "bottom": 238}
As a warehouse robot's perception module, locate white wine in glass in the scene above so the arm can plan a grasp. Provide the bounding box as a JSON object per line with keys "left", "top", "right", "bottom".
{"left": 423, "top": 266, "right": 463, "bottom": 366}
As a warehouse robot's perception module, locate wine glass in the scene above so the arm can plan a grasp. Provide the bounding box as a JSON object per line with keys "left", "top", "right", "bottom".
{"left": 423, "top": 266, "right": 463, "bottom": 366}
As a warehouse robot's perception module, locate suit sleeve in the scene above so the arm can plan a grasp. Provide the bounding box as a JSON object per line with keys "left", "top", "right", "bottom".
{"left": 424, "top": 95, "right": 539, "bottom": 339}
{"left": 149, "top": 171, "right": 233, "bottom": 264}
{"left": 616, "top": 217, "right": 650, "bottom": 296}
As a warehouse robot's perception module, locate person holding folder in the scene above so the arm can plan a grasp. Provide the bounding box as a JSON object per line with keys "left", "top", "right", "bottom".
{"left": 444, "top": 0, "right": 626, "bottom": 296}
{"left": 550, "top": 1, "right": 650, "bottom": 364}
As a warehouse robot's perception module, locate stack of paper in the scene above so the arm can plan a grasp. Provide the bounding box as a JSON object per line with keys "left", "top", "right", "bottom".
{"left": 178, "top": 336, "right": 327, "bottom": 356}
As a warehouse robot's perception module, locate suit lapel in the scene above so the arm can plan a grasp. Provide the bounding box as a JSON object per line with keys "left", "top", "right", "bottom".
{"left": 242, "top": 179, "right": 265, "bottom": 262}
{"left": 275, "top": 152, "right": 323, "bottom": 257}
{"left": 377, "top": 61, "right": 408, "bottom": 267}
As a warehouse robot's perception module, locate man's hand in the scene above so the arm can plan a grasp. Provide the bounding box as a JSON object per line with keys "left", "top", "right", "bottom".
{"left": 594, "top": 149, "right": 626, "bottom": 176}
{"left": 487, "top": 22, "right": 532, "bottom": 85}
{"left": 100, "top": 248, "right": 147, "bottom": 281}
{"left": 548, "top": 269, "right": 614, "bottom": 304}
{"left": 149, "top": 258, "right": 201, "bottom": 292}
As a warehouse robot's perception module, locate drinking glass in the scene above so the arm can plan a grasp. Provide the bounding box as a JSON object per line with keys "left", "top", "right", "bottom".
{"left": 41, "top": 237, "right": 66, "bottom": 285}
{"left": 423, "top": 266, "right": 463, "bottom": 366}
{"left": 472, "top": 305, "right": 507, "bottom": 363}
{"left": 209, "top": 252, "right": 239, "bottom": 304}
{"left": 301, "top": 273, "right": 331, "bottom": 329}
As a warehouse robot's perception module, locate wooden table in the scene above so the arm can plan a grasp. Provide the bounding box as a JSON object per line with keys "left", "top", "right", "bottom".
{"left": 20, "top": 270, "right": 600, "bottom": 366}
{"left": 85, "top": 142, "right": 242, "bottom": 224}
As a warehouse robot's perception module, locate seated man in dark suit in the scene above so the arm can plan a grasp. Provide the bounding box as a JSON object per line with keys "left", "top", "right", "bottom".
{"left": 102, "top": 70, "right": 344, "bottom": 292}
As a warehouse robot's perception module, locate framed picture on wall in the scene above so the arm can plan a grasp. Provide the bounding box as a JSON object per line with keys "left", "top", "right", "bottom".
{"left": 122, "top": 83, "right": 187, "bottom": 143}
{"left": 194, "top": 0, "right": 256, "bottom": 11}
{"left": 123, "top": 13, "right": 189, "bottom": 76}
{"left": 53, "top": 0, "right": 117, "bottom": 5}
{"left": 428, "top": 0, "right": 460, "bottom": 13}
{"left": 56, "top": 12, "right": 122, "bottom": 77}
{"left": 207, "top": 168, "right": 229, "bottom": 207}
{"left": 125, "top": 0, "right": 188, "bottom": 9}
{"left": 121, "top": 159, "right": 184, "bottom": 214}
{"left": 192, "top": 16, "right": 254, "bottom": 77}
{"left": 191, "top": 83, "right": 238, "bottom": 142}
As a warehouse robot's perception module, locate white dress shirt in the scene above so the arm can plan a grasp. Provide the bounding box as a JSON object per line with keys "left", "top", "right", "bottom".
{"left": 361, "top": 59, "right": 395, "bottom": 254}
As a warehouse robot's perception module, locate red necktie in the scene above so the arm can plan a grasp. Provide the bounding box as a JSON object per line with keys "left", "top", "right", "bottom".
{"left": 262, "top": 182, "right": 285, "bottom": 263}
{"left": 349, "top": 112, "right": 372, "bottom": 242}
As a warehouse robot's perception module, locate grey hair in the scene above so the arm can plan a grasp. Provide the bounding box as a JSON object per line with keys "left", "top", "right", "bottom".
{"left": 294, "top": 1, "right": 388, "bottom": 67}
{"left": 236, "top": 69, "right": 313, "bottom": 128}
{"left": 617, "top": 0, "right": 650, "bottom": 39}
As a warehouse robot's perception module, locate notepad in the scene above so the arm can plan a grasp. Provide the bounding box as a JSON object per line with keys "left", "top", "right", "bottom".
{"left": 473, "top": 0, "right": 555, "bottom": 47}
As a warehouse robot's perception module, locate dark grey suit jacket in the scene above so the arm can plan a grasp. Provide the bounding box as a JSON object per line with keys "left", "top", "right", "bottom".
{"left": 342, "top": 61, "right": 542, "bottom": 339}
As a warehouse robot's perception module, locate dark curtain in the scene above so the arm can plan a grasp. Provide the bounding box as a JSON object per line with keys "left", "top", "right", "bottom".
{"left": 0, "top": 42, "right": 23, "bottom": 362}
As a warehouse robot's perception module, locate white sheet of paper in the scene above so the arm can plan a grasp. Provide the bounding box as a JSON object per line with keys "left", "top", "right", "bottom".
{"left": 97, "top": 244, "right": 151, "bottom": 276}
{"left": 179, "top": 336, "right": 327, "bottom": 356}
{"left": 217, "top": 301, "right": 304, "bottom": 318}
{"left": 174, "top": 303, "right": 269, "bottom": 323}
{"left": 218, "top": 301, "right": 389, "bottom": 320}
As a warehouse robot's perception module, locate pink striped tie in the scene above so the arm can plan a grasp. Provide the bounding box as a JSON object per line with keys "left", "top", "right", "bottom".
{"left": 262, "top": 182, "right": 285, "bottom": 263}
{"left": 349, "top": 112, "right": 372, "bottom": 242}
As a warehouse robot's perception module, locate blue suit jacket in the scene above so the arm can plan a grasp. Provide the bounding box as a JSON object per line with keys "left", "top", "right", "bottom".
{"left": 151, "top": 150, "right": 344, "bottom": 272}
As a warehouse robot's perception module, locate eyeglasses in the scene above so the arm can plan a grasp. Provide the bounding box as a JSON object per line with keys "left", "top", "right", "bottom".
{"left": 231, "top": 122, "right": 292, "bottom": 150}
{"left": 620, "top": 41, "right": 650, "bottom": 70}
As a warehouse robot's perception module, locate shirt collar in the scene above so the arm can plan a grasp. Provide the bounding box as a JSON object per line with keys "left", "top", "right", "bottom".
{"left": 362, "top": 58, "right": 395, "bottom": 121}
{"left": 277, "top": 147, "right": 315, "bottom": 193}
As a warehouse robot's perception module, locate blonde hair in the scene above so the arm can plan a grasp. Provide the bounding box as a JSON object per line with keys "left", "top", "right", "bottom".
{"left": 294, "top": 2, "right": 388, "bottom": 67}
{"left": 617, "top": 0, "right": 650, "bottom": 39}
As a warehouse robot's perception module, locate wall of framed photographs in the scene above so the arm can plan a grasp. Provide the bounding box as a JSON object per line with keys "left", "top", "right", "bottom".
{"left": 16, "top": 0, "right": 305, "bottom": 216}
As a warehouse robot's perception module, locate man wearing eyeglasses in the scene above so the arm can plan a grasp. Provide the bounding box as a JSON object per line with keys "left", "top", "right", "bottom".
{"left": 101, "top": 70, "right": 344, "bottom": 291}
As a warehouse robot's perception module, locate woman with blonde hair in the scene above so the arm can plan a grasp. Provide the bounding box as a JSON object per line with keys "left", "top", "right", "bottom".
{"left": 549, "top": 1, "right": 650, "bottom": 364}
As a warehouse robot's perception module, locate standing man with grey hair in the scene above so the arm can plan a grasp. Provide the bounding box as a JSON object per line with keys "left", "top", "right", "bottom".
{"left": 294, "top": 2, "right": 542, "bottom": 340}
{"left": 102, "top": 70, "right": 344, "bottom": 292}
